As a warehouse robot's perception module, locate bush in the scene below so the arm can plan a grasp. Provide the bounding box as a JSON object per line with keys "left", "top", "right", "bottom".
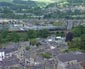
{"left": 41, "top": 53, "right": 52, "bottom": 59}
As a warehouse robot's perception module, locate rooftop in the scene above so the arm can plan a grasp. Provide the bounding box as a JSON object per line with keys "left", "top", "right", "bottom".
{"left": 58, "top": 52, "right": 85, "bottom": 63}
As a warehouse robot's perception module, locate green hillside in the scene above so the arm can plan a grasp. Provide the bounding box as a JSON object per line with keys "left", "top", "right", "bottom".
{"left": 0, "top": 0, "right": 13, "bottom": 2}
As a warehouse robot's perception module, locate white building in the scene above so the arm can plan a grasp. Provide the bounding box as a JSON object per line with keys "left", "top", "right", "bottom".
{"left": 0, "top": 52, "right": 5, "bottom": 61}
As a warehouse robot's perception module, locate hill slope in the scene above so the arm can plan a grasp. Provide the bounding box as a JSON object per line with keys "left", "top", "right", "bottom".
{"left": 0, "top": 0, "right": 13, "bottom": 2}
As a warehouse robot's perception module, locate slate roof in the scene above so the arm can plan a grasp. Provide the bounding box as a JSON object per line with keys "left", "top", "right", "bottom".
{"left": 24, "top": 50, "right": 30, "bottom": 59}
{"left": 0, "top": 55, "right": 20, "bottom": 66}
{"left": 58, "top": 52, "right": 85, "bottom": 62}
{"left": 66, "top": 63, "right": 82, "bottom": 69}
{"left": 0, "top": 47, "right": 18, "bottom": 53}
{"left": 32, "top": 64, "right": 44, "bottom": 69}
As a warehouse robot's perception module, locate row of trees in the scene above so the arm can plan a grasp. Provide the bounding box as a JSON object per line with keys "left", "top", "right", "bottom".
{"left": 0, "top": 29, "right": 50, "bottom": 44}
{"left": 72, "top": 25, "right": 85, "bottom": 37}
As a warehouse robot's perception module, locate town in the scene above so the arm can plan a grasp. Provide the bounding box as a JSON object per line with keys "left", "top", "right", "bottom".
{"left": 0, "top": 0, "right": 85, "bottom": 69}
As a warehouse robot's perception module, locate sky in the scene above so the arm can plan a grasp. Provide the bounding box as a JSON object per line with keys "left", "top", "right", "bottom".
{"left": 31, "top": 0, "right": 67, "bottom": 3}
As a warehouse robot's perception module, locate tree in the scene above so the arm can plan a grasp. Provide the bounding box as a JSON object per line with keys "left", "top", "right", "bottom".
{"left": 25, "top": 46, "right": 30, "bottom": 51}
{"left": 67, "top": 37, "right": 81, "bottom": 49}
{"left": 0, "top": 29, "right": 8, "bottom": 38}
{"left": 0, "top": 30, "right": 9, "bottom": 48}
{"left": 0, "top": 29, "right": 9, "bottom": 43}
{"left": 27, "top": 30, "right": 37, "bottom": 39}
{"left": 67, "top": 25, "right": 85, "bottom": 51}
{"left": 29, "top": 39, "right": 37, "bottom": 46}
{"left": 41, "top": 52, "right": 52, "bottom": 59}
{"left": 0, "top": 34, "right": 3, "bottom": 48}
{"left": 72, "top": 25, "right": 85, "bottom": 37}
{"left": 80, "top": 34, "right": 85, "bottom": 50}
{"left": 38, "top": 29, "right": 50, "bottom": 38}
{"left": 56, "top": 31, "right": 65, "bottom": 37}
{"left": 10, "top": 32, "right": 20, "bottom": 42}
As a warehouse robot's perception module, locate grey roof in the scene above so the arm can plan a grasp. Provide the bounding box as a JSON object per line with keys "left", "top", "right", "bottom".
{"left": 31, "top": 64, "right": 44, "bottom": 69}
{"left": 0, "top": 55, "right": 20, "bottom": 66}
{"left": 58, "top": 52, "right": 85, "bottom": 62}
{"left": 24, "top": 50, "right": 30, "bottom": 59}
{"left": 66, "top": 63, "right": 82, "bottom": 69}
{"left": 0, "top": 47, "right": 18, "bottom": 53}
